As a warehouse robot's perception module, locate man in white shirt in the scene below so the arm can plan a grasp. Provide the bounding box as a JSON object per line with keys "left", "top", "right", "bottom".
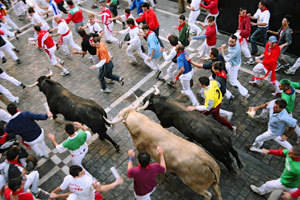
{"left": 51, "top": 16, "right": 81, "bottom": 57}
{"left": 187, "top": 0, "right": 202, "bottom": 36}
{"left": 44, "top": 0, "right": 61, "bottom": 28}
{"left": 50, "top": 165, "right": 123, "bottom": 200}
{"left": 28, "top": 7, "right": 50, "bottom": 33}
{"left": 85, "top": 13, "right": 102, "bottom": 34}
{"left": 248, "top": 0, "right": 270, "bottom": 55}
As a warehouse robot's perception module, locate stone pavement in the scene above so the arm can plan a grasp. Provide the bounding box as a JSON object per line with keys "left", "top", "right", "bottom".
{"left": 1, "top": 0, "right": 300, "bottom": 199}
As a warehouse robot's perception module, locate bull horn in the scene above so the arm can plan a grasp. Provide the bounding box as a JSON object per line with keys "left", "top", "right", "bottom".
{"left": 103, "top": 116, "right": 123, "bottom": 125}
{"left": 153, "top": 86, "right": 160, "bottom": 95}
{"left": 27, "top": 81, "right": 38, "bottom": 88}
{"left": 136, "top": 100, "right": 149, "bottom": 112}
{"left": 46, "top": 70, "right": 53, "bottom": 77}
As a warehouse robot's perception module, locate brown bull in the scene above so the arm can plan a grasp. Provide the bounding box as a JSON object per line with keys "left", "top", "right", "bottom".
{"left": 106, "top": 106, "right": 222, "bottom": 200}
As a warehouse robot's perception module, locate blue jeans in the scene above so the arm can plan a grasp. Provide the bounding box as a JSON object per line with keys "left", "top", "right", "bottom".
{"left": 98, "top": 61, "right": 120, "bottom": 90}
{"left": 250, "top": 27, "right": 268, "bottom": 54}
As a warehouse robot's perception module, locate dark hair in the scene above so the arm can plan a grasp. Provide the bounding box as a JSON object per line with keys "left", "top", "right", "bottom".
{"left": 138, "top": 152, "right": 150, "bottom": 168}
{"left": 65, "top": 123, "right": 75, "bottom": 135}
{"left": 207, "top": 16, "right": 215, "bottom": 22}
{"left": 34, "top": 25, "right": 41, "bottom": 32}
{"left": 230, "top": 34, "right": 238, "bottom": 41}
{"left": 284, "top": 15, "right": 292, "bottom": 24}
{"left": 198, "top": 76, "right": 210, "bottom": 86}
{"left": 275, "top": 99, "right": 287, "bottom": 109}
{"left": 125, "top": 8, "right": 130, "bottom": 14}
{"left": 66, "top": 0, "right": 74, "bottom": 5}
{"left": 179, "top": 14, "right": 185, "bottom": 20}
{"left": 69, "top": 165, "right": 83, "bottom": 177}
{"left": 93, "top": 36, "right": 101, "bottom": 43}
{"left": 141, "top": 2, "right": 150, "bottom": 9}
{"left": 7, "top": 146, "right": 19, "bottom": 161}
{"left": 8, "top": 177, "right": 22, "bottom": 192}
{"left": 142, "top": 24, "right": 149, "bottom": 30}
{"left": 28, "top": 7, "right": 35, "bottom": 13}
{"left": 212, "top": 61, "right": 223, "bottom": 72}
{"left": 239, "top": 7, "right": 247, "bottom": 12}
{"left": 168, "top": 34, "right": 178, "bottom": 46}
{"left": 210, "top": 48, "right": 219, "bottom": 58}
{"left": 126, "top": 18, "right": 135, "bottom": 26}
{"left": 7, "top": 103, "right": 17, "bottom": 115}
{"left": 260, "top": 0, "right": 268, "bottom": 8}
{"left": 78, "top": 28, "right": 87, "bottom": 38}
{"left": 176, "top": 44, "right": 185, "bottom": 52}
{"left": 292, "top": 145, "right": 300, "bottom": 156}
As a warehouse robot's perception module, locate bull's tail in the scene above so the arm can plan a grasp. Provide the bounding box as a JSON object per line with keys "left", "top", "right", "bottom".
{"left": 212, "top": 183, "right": 223, "bottom": 200}
{"left": 206, "top": 163, "right": 222, "bottom": 200}
{"left": 230, "top": 147, "right": 243, "bottom": 169}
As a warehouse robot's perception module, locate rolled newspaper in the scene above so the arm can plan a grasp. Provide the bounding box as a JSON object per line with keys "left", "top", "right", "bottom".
{"left": 249, "top": 147, "right": 263, "bottom": 153}
{"left": 246, "top": 108, "right": 256, "bottom": 118}
{"left": 110, "top": 167, "right": 120, "bottom": 179}
{"left": 43, "top": 103, "right": 50, "bottom": 114}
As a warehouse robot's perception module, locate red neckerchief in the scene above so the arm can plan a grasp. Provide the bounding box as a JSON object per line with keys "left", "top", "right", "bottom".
{"left": 125, "top": 13, "right": 130, "bottom": 19}
{"left": 0, "top": 132, "right": 8, "bottom": 145}
{"left": 260, "top": 7, "right": 268, "bottom": 12}
{"left": 129, "top": 24, "right": 137, "bottom": 29}
{"left": 7, "top": 159, "right": 22, "bottom": 167}
{"left": 178, "top": 22, "right": 186, "bottom": 32}
{"left": 138, "top": 163, "right": 150, "bottom": 169}
{"left": 69, "top": 4, "right": 75, "bottom": 9}
{"left": 58, "top": 19, "right": 64, "bottom": 24}
{"left": 215, "top": 70, "right": 227, "bottom": 79}
{"left": 144, "top": 30, "right": 153, "bottom": 39}
{"left": 176, "top": 50, "right": 184, "bottom": 57}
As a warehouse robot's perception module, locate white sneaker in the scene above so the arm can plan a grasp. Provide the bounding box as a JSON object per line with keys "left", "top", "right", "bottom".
{"left": 227, "top": 112, "right": 233, "bottom": 121}
{"left": 250, "top": 185, "right": 263, "bottom": 195}
{"left": 101, "top": 88, "right": 111, "bottom": 93}
{"left": 59, "top": 59, "right": 64, "bottom": 65}
{"left": 232, "top": 126, "right": 237, "bottom": 135}
{"left": 14, "top": 97, "right": 19, "bottom": 104}
{"left": 60, "top": 69, "right": 70, "bottom": 76}
{"left": 284, "top": 70, "right": 296, "bottom": 75}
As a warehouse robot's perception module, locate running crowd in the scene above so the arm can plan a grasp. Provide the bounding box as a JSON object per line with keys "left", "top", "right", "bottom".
{"left": 0, "top": 0, "right": 299, "bottom": 199}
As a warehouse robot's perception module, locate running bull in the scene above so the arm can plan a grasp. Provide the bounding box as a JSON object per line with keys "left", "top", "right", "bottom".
{"left": 28, "top": 71, "right": 119, "bottom": 151}
{"left": 142, "top": 87, "right": 243, "bottom": 173}
{"left": 105, "top": 104, "right": 222, "bottom": 200}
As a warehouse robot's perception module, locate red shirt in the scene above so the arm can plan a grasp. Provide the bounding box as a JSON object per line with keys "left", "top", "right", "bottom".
{"left": 136, "top": 8, "right": 159, "bottom": 31}
{"left": 238, "top": 15, "right": 251, "bottom": 39}
{"left": 65, "top": 5, "right": 83, "bottom": 24}
{"left": 291, "top": 187, "right": 300, "bottom": 198}
{"left": 205, "top": 23, "right": 217, "bottom": 46}
{"left": 100, "top": 8, "right": 112, "bottom": 25}
{"left": 54, "top": 0, "right": 64, "bottom": 4}
{"left": 201, "top": 0, "right": 218, "bottom": 15}
{"left": 127, "top": 163, "right": 165, "bottom": 195}
{"left": 263, "top": 42, "right": 280, "bottom": 71}
{"left": 4, "top": 187, "right": 34, "bottom": 200}
{"left": 37, "top": 30, "right": 55, "bottom": 49}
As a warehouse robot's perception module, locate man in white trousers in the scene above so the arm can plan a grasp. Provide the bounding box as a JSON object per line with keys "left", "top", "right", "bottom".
{"left": 51, "top": 16, "right": 81, "bottom": 57}
{"left": 0, "top": 67, "right": 25, "bottom": 103}
{"left": 28, "top": 7, "right": 50, "bottom": 32}
{"left": 48, "top": 122, "right": 91, "bottom": 169}
{"left": 0, "top": 29, "right": 20, "bottom": 64}
{"left": 285, "top": 57, "right": 300, "bottom": 75}
{"left": 99, "top": 3, "right": 122, "bottom": 47}
{"left": 44, "top": 0, "right": 61, "bottom": 28}
{"left": 114, "top": 18, "right": 151, "bottom": 68}
{"left": 247, "top": 99, "right": 296, "bottom": 151}
{"left": 220, "top": 34, "right": 249, "bottom": 99}
{"left": 186, "top": 0, "right": 202, "bottom": 36}
{"left": 0, "top": 3, "right": 20, "bottom": 31}
{"left": 5, "top": 103, "right": 52, "bottom": 158}
{"left": 175, "top": 44, "right": 199, "bottom": 106}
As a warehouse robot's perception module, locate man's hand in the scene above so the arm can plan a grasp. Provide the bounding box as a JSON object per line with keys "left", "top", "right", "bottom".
{"left": 156, "top": 146, "right": 163, "bottom": 156}
{"left": 186, "top": 106, "right": 196, "bottom": 111}
{"left": 113, "top": 30, "right": 119, "bottom": 35}
{"left": 261, "top": 148, "right": 270, "bottom": 154}
{"left": 47, "top": 112, "right": 53, "bottom": 118}
{"left": 115, "top": 177, "right": 124, "bottom": 185}
{"left": 48, "top": 133, "right": 55, "bottom": 140}
{"left": 72, "top": 50, "right": 78, "bottom": 54}
{"left": 281, "top": 192, "right": 292, "bottom": 200}
{"left": 128, "top": 149, "right": 135, "bottom": 158}
{"left": 49, "top": 192, "right": 59, "bottom": 199}
{"left": 146, "top": 56, "right": 152, "bottom": 61}
{"left": 247, "top": 13, "right": 251, "bottom": 17}
{"left": 90, "top": 65, "right": 97, "bottom": 69}
{"left": 172, "top": 25, "right": 177, "bottom": 30}
{"left": 251, "top": 22, "right": 257, "bottom": 26}
{"left": 220, "top": 44, "right": 226, "bottom": 49}
{"left": 255, "top": 58, "right": 262, "bottom": 63}
{"left": 160, "top": 48, "right": 165, "bottom": 53}
{"left": 281, "top": 134, "right": 288, "bottom": 141}
{"left": 185, "top": 55, "right": 191, "bottom": 61}
{"left": 73, "top": 122, "right": 82, "bottom": 129}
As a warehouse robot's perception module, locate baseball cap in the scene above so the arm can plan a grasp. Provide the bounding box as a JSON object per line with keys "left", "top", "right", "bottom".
{"left": 269, "top": 36, "right": 278, "bottom": 43}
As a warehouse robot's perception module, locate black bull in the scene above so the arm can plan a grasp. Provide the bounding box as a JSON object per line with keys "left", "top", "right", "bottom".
{"left": 144, "top": 94, "right": 243, "bottom": 172}
{"left": 36, "top": 76, "right": 119, "bottom": 151}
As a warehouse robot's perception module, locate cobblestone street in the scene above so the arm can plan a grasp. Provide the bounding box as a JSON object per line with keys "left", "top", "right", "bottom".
{"left": 1, "top": 0, "right": 300, "bottom": 199}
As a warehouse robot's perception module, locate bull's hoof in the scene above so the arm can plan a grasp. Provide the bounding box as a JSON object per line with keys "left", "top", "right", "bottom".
{"left": 114, "top": 144, "right": 120, "bottom": 152}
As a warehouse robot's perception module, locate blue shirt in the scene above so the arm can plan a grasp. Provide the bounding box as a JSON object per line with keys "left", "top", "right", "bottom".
{"left": 177, "top": 52, "right": 192, "bottom": 74}
{"left": 147, "top": 32, "right": 162, "bottom": 59}
{"left": 224, "top": 42, "right": 241, "bottom": 66}
{"left": 267, "top": 101, "right": 297, "bottom": 136}
{"left": 130, "top": 0, "right": 144, "bottom": 15}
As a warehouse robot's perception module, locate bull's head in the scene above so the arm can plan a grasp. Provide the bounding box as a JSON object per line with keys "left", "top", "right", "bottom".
{"left": 27, "top": 70, "right": 53, "bottom": 93}
{"left": 142, "top": 85, "right": 160, "bottom": 111}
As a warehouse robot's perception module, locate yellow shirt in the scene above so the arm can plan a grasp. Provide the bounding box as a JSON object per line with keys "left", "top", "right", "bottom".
{"left": 204, "top": 80, "right": 223, "bottom": 109}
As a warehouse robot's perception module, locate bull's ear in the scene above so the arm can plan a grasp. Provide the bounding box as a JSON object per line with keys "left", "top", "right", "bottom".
{"left": 45, "top": 79, "right": 55, "bottom": 85}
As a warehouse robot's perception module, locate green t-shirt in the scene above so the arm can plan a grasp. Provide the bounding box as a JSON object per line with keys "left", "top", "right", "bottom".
{"left": 280, "top": 149, "right": 300, "bottom": 188}
{"left": 179, "top": 23, "right": 190, "bottom": 47}
{"left": 281, "top": 80, "right": 299, "bottom": 113}
{"left": 62, "top": 130, "right": 87, "bottom": 151}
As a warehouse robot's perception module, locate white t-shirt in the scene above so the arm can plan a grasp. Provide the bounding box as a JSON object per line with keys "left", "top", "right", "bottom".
{"left": 191, "top": 0, "right": 201, "bottom": 11}
{"left": 120, "top": 14, "right": 137, "bottom": 26}
{"left": 87, "top": 21, "right": 102, "bottom": 34}
{"left": 253, "top": 8, "right": 270, "bottom": 28}
{"left": 60, "top": 174, "right": 95, "bottom": 200}
{"left": 57, "top": 20, "right": 70, "bottom": 35}
{"left": 31, "top": 13, "right": 49, "bottom": 30}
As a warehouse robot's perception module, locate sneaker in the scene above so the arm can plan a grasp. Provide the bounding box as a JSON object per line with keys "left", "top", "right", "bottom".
{"left": 275, "top": 63, "right": 285, "bottom": 72}
{"left": 101, "top": 88, "right": 112, "bottom": 93}
{"left": 249, "top": 80, "right": 258, "bottom": 86}
{"left": 2, "top": 57, "right": 6, "bottom": 64}
{"left": 129, "top": 60, "right": 137, "bottom": 65}
{"left": 284, "top": 69, "right": 296, "bottom": 75}
{"left": 250, "top": 185, "right": 263, "bottom": 195}
{"left": 227, "top": 112, "right": 233, "bottom": 121}
{"left": 245, "top": 58, "right": 255, "bottom": 65}
{"left": 60, "top": 69, "right": 70, "bottom": 76}
{"left": 155, "top": 70, "right": 162, "bottom": 79}
{"left": 106, "top": 40, "right": 112, "bottom": 44}
{"left": 114, "top": 144, "right": 120, "bottom": 152}
{"left": 16, "top": 30, "right": 21, "bottom": 34}
{"left": 119, "top": 77, "right": 124, "bottom": 86}
{"left": 106, "top": 79, "right": 115, "bottom": 84}
{"left": 232, "top": 126, "right": 237, "bottom": 135}
{"left": 167, "top": 81, "right": 176, "bottom": 88}
{"left": 20, "top": 83, "right": 26, "bottom": 89}
{"left": 14, "top": 97, "right": 19, "bottom": 104}
{"left": 228, "top": 96, "right": 234, "bottom": 105}
{"left": 14, "top": 32, "right": 19, "bottom": 40}
{"left": 59, "top": 59, "right": 65, "bottom": 65}
{"left": 16, "top": 59, "right": 21, "bottom": 65}
{"left": 118, "top": 41, "right": 123, "bottom": 48}
{"left": 33, "top": 188, "right": 50, "bottom": 199}
{"left": 13, "top": 49, "right": 20, "bottom": 53}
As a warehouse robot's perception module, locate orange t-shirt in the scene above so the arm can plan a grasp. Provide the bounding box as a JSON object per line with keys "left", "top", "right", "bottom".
{"left": 96, "top": 43, "right": 110, "bottom": 64}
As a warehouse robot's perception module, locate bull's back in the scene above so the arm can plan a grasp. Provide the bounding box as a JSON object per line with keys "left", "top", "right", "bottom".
{"left": 125, "top": 111, "right": 220, "bottom": 191}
